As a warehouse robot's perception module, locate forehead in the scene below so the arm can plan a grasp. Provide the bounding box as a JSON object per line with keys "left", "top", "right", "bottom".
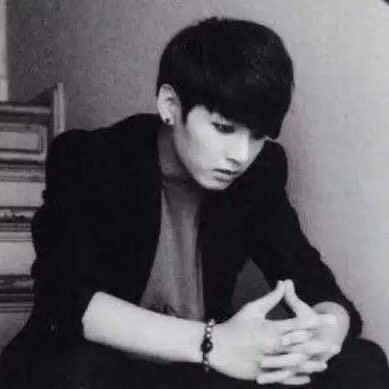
{"left": 190, "top": 106, "right": 243, "bottom": 127}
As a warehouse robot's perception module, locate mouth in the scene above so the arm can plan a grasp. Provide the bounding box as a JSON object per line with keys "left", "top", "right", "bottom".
{"left": 213, "top": 169, "right": 241, "bottom": 183}
{"left": 214, "top": 169, "right": 240, "bottom": 177}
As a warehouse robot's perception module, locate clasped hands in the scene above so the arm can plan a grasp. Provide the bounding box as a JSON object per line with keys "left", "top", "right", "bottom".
{"left": 211, "top": 280, "right": 347, "bottom": 386}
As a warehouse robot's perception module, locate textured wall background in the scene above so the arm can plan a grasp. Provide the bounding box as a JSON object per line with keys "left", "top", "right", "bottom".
{"left": 7, "top": 0, "right": 389, "bottom": 354}
{"left": 0, "top": 0, "right": 7, "bottom": 99}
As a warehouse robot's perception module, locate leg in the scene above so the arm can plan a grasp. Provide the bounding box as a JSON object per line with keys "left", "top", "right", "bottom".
{"left": 30, "top": 343, "right": 192, "bottom": 389}
{"left": 170, "top": 364, "right": 312, "bottom": 389}
{"left": 1, "top": 339, "right": 292, "bottom": 389}
{"left": 163, "top": 339, "right": 389, "bottom": 389}
{"left": 39, "top": 346, "right": 307, "bottom": 389}
{"left": 310, "top": 338, "right": 389, "bottom": 389}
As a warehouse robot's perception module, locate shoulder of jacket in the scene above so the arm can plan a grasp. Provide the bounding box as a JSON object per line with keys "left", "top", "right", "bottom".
{"left": 46, "top": 113, "right": 160, "bottom": 171}
{"left": 249, "top": 141, "right": 288, "bottom": 189}
{"left": 52, "top": 113, "right": 159, "bottom": 147}
{"left": 261, "top": 141, "right": 287, "bottom": 168}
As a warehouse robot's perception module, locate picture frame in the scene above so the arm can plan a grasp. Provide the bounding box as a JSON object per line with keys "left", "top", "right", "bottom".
{"left": 0, "top": 206, "right": 35, "bottom": 242}
{"left": 0, "top": 84, "right": 65, "bottom": 312}
{"left": 0, "top": 83, "right": 65, "bottom": 183}
{"left": 0, "top": 274, "right": 33, "bottom": 313}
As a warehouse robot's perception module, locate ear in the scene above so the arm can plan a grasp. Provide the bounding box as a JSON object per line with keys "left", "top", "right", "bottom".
{"left": 157, "top": 84, "right": 181, "bottom": 126}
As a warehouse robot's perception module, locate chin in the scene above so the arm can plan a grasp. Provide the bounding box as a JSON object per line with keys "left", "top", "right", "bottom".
{"left": 196, "top": 177, "right": 232, "bottom": 191}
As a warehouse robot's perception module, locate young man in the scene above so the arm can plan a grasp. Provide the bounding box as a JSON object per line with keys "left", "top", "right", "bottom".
{"left": 1, "top": 17, "right": 388, "bottom": 388}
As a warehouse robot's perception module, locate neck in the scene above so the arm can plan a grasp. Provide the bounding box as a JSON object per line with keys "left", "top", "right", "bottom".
{"left": 158, "top": 124, "right": 191, "bottom": 181}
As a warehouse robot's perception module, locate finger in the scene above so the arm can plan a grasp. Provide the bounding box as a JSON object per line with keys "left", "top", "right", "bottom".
{"left": 288, "top": 340, "right": 334, "bottom": 356}
{"left": 256, "top": 369, "right": 293, "bottom": 385}
{"left": 284, "top": 280, "right": 316, "bottom": 318}
{"left": 281, "top": 330, "right": 313, "bottom": 347}
{"left": 272, "top": 315, "right": 320, "bottom": 334}
{"left": 317, "top": 313, "right": 338, "bottom": 327}
{"left": 256, "top": 280, "right": 285, "bottom": 314}
{"left": 294, "top": 360, "right": 328, "bottom": 374}
{"left": 329, "top": 344, "right": 341, "bottom": 356}
{"left": 281, "top": 375, "right": 311, "bottom": 385}
{"left": 260, "top": 353, "right": 306, "bottom": 369}
{"left": 323, "top": 347, "right": 341, "bottom": 363}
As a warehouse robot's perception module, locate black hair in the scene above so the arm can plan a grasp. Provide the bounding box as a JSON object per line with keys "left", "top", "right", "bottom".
{"left": 156, "top": 17, "right": 294, "bottom": 139}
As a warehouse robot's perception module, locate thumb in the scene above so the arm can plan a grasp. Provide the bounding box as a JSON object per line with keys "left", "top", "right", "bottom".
{"left": 284, "top": 280, "right": 315, "bottom": 318}
{"left": 256, "top": 280, "right": 286, "bottom": 315}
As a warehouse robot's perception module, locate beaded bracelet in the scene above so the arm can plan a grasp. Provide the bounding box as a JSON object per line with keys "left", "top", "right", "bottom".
{"left": 200, "top": 318, "right": 216, "bottom": 373}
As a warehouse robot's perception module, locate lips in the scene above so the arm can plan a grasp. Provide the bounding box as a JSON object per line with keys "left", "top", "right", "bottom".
{"left": 214, "top": 169, "right": 241, "bottom": 184}
{"left": 215, "top": 169, "right": 240, "bottom": 177}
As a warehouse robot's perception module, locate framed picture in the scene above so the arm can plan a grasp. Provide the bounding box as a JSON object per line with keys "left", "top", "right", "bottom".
{"left": 0, "top": 206, "right": 35, "bottom": 242}
{"left": 0, "top": 83, "right": 65, "bottom": 182}
{"left": 0, "top": 274, "right": 33, "bottom": 312}
{"left": 0, "top": 84, "right": 65, "bottom": 311}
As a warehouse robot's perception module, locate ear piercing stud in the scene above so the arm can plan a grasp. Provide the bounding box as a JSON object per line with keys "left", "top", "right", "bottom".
{"left": 163, "top": 117, "right": 172, "bottom": 125}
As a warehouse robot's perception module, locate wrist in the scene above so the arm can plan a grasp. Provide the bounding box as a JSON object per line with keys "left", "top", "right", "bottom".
{"left": 200, "top": 319, "right": 216, "bottom": 372}
{"left": 186, "top": 320, "right": 206, "bottom": 364}
{"left": 207, "top": 322, "right": 229, "bottom": 373}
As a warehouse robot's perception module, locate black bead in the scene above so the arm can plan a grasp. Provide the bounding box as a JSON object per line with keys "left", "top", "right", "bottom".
{"left": 201, "top": 339, "right": 213, "bottom": 353}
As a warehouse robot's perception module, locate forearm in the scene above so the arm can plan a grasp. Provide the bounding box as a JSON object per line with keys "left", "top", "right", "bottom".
{"left": 82, "top": 291, "right": 204, "bottom": 364}
{"left": 313, "top": 301, "right": 350, "bottom": 344}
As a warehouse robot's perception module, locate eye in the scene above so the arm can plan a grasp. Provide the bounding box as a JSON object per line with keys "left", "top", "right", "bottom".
{"left": 212, "top": 122, "right": 235, "bottom": 134}
{"left": 251, "top": 133, "right": 265, "bottom": 141}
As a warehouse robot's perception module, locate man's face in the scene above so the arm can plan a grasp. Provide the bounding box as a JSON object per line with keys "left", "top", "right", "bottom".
{"left": 171, "top": 105, "right": 266, "bottom": 190}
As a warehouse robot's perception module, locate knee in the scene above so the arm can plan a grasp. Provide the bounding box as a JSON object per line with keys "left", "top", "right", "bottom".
{"left": 337, "top": 338, "right": 389, "bottom": 383}
{"left": 344, "top": 338, "right": 388, "bottom": 369}
{"left": 314, "top": 338, "right": 389, "bottom": 389}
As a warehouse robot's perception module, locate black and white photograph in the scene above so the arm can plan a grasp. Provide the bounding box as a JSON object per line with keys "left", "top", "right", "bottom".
{"left": 0, "top": 1, "right": 388, "bottom": 388}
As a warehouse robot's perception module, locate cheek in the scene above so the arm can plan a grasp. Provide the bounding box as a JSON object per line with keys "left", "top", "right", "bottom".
{"left": 188, "top": 131, "right": 220, "bottom": 164}
{"left": 174, "top": 129, "right": 208, "bottom": 174}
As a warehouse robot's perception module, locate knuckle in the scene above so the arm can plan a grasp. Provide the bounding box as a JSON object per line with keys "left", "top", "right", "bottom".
{"left": 269, "top": 337, "right": 283, "bottom": 353}
{"left": 244, "top": 301, "right": 263, "bottom": 317}
{"left": 287, "top": 329, "right": 311, "bottom": 345}
{"left": 242, "top": 301, "right": 254, "bottom": 313}
{"left": 281, "top": 333, "right": 291, "bottom": 347}
{"left": 289, "top": 353, "right": 307, "bottom": 367}
{"left": 300, "top": 329, "right": 313, "bottom": 341}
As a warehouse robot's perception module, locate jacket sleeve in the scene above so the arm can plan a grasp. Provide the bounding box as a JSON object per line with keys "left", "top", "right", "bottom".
{"left": 30, "top": 129, "right": 104, "bottom": 342}
{"left": 248, "top": 143, "right": 362, "bottom": 339}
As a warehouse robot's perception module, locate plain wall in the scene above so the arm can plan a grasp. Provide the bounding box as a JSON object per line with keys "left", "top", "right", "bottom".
{"left": 7, "top": 1, "right": 389, "bottom": 354}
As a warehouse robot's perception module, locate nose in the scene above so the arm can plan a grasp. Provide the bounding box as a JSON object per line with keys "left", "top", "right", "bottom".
{"left": 226, "top": 132, "right": 250, "bottom": 166}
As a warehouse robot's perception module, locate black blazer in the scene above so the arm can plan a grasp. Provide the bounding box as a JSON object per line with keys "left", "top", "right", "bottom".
{"left": 8, "top": 114, "right": 363, "bottom": 355}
